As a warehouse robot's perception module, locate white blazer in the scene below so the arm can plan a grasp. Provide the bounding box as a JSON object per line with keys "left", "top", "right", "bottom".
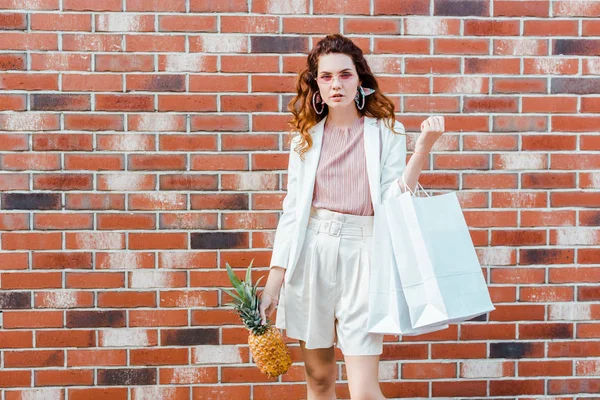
{"left": 270, "top": 115, "right": 407, "bottom": 285}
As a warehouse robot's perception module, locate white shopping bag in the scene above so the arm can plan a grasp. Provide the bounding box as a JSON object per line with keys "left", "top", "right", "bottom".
{"left": 386, "top": 179, "right": 495, "bottom": 326}
{"left": 367, "top": 203, "right": 449, "bottom": 336}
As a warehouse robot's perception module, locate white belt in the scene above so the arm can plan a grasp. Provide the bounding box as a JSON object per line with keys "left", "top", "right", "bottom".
{"left": 307, "top": 217, "right": 373, "bottom": 237}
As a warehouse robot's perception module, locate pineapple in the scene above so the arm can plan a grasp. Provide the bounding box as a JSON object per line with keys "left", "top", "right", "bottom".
{"left": 223, "top": 259, "right": 292, "bottom": 378}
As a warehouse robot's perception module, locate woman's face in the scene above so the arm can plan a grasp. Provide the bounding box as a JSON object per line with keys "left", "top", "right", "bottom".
{"left": 315, "top": 53, "right": 361, "bottom": 110}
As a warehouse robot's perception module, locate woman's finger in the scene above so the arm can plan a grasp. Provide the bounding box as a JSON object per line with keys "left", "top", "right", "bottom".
{"left": 259, "top": 300, "right": 267, "bottom": 325}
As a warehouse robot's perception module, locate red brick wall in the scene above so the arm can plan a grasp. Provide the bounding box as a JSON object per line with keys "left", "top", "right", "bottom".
{"left": 0, "top": 0, "right": 599, "bottom": 399}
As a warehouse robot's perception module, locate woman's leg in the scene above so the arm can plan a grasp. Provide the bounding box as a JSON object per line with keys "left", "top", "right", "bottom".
{"left": 344, "top": 355, "right": 386, "bottom": 400}
{"left": 299, "top": 340, "right": 338, "bottom": 400}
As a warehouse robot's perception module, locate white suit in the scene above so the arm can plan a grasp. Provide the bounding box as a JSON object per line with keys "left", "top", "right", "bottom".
{"left": 269, "top": 115, "right": 407, "bottom": 286}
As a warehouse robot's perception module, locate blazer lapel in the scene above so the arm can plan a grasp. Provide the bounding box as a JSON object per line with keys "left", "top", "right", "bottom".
{"left": 295, "top": 116, "right": 326, "bottom": 220}
{"left": 363, "top": 116, "right": 381, "bottom": 205}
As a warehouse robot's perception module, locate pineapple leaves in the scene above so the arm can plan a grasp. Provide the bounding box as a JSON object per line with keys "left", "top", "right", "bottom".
{"left": 244, "top": 259, "right": 254, "bottom": 286}
{"left": 221, "top": 288, "right": 243, "bottom": 304}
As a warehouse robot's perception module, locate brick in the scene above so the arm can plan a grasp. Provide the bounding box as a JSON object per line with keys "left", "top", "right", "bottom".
{"left": 191, "top": 0, "right": 247, "bottom": 12}
{"left": 0, "top": 213, "right": 29, "bottom": 230}
{"left": 190, "top": 154, "right": 248, "bottom": 171}
{"left": 190, "top": 34, "right": 248, "bottom": 53}
{"left": 0, "top": 133, "right": 27, "bottom": 149}
{"left": 0, "top": 12, "right": 26, "bottom": 29}
{"left": 63, "top": 73, "right": 122, "bottom": 92}
{"left": 0, "top": 32, "right": 57, "bottom": 50}
{"left": 66, "top": 310, "right": 126, "bottom": 328}
{"left": 32, "top": 252, "right": 93, "bottom": 270}
{"left": 129, "top": 309, "right": 187, "bottom": 327}
{"left": 31, "top": 13, "right": 91, "bottom": 31}
{"left": 158, "top": 15, "right": 216, "bottom": 32}
{"left": 97, "top": 174, "right": 156, "bottom": 191}
{"left": 128, "top": 233, "right": 187, "bottom": 250}
{"left": 126, "top": 34, "right": 185, "bottom": 52}
{"left": 69, "top": 388, "right": 126, "bottom": 400}
{"left": 62, "top": 34, "right": 123, "bottom": 52}
{"left": 191, "top": 114, "right": 249, "bottom": 132}
{"left": 33, "top": 134, "right": 92, "bottom": 151}
{"left": 0, "top": 73, "right": 58, "bottom": 90}
{"left": 34, "top": 212, "right": 93, "bottom": 229}
{"left": 5, "top": 389, "right": 65, "bottom": 400}
{"left": 64, "top": 0, "right": 122, "bottom": 10}
{"left": 35, "top": 369, "right": 94, "bottom": 386}
{"left": 191, "top": 232, "right": 248, "bottom": 249}
{"left": 2, "top": 310, "right": 63, "bottom": 328}
{"left": 283, "top": 16, "right": 339, "bottom": 34}
{"left": 222, "top": 55, "right": 279, "bottom": 72}
{"left": 65, "top": 232, "right": 125, "bottom": 250}
{"left": 67, "top": 349, "right": 127, "bottom": 367}
{"left": 159, "top": 213, "right": 218, "bottom": 230}
{"left": 189, "top": 74, "right": 247, "bottom": 93}
{"left": 157, "top": 95, "right": 216, "bottom": 112}
{"left": 128, "top": 114, "right": 186, "bottom": 131}
{"left": 96, "top": 134, "right": 155, "bottom": 151}
{"left": 494, "top": 1, "right": 550, "bottom": 17}
{"left": 5, "top": 350, "right": 64, "bottom": 368}
{"left": 131, "top": 348, "right": 188, "bottom": 366}
{"left": 127, "top": 0, "right": 186, "bottom": 11}
{"left": 0, "top": 370, "right": 31, "bottom": 388}
{"left": 65, "top": 194, "right": 125, "bottom": 210}
{"left": 0, "top": 0, "right": 58, "bottom": 9}
{"left": 465, "top": 19, "right": 520, "bottom": 36}
{"left": 159, "top": 54, "right": 217, "bottom": 73}
{"left": 95, "top": 54, "right": 154, "bottom": 72}
{"left": 435, "top": 38, "right": 490, "bottom": 55}
{"left": 554, "top": 39, "right": 600, "bottom": 56}
{"left": 31, "top": 94, "right": 90, "bottom": 111}
{"left": 95, "top": 94, "right": 154, "bottom": 111}
{"left": 222, "top": 16, "right": 278, "bottom": 33}
{"left": 97, "top": 290, "right": 156, "bottom": 308}
{"left": 128, "top": 193, "right": 187, "bottom": 211}
{"left": 97, "top": 213, "right": 156, "bottom": 230}
{"left": 0, "top": 291, "right": 31, "bottom": 309}
{"left": 126, "top": 74, "right": 185, "bottom": 92}
{"left": 96, "top": 14, "right": 153, "bottom": 32}
{"left": 66, "top": 272, "right": 125, "bottom": 289}
{"left": 128, "top": 154, "right": 186, "bottom": 170}
{"left": 35, "top": 291, "right": 94, "bottom": 308}
{"left": 64, "top": 154, "right": 124, "bottom": 171}
{"left": 64, "top": 114, "right": 124, "bottom": 131}
{"left": 30, "top": 53, "right": 91, "bottom": 71}
{"left": 0, "top": 53, "right": 25, "bottom": 70}
{"left": 373, "top": 0, "right": 429, "bottom": 15}
{"left": 2, "top": 193, "right": 61, "bottom": 210}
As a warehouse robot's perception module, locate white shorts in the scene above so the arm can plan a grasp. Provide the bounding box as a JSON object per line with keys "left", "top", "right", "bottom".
{"left": 279, "top": 206, "right": 383, "bottom": 356}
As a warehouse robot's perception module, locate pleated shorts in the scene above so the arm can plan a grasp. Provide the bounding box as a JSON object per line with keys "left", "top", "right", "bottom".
{"left": 280, "top": 205, "right": 383, "bottom": 356}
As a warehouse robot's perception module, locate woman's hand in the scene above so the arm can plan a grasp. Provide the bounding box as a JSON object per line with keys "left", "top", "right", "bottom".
{"left": 415, "top": 115, "right": 445, "bottom": 153}
{"left": 259, "top": 291, "right": 278, "bottom": 325}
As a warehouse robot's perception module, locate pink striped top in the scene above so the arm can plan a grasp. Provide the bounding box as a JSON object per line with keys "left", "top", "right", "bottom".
{"left": 311, "top": 116, "right": 381, "bottom": 216}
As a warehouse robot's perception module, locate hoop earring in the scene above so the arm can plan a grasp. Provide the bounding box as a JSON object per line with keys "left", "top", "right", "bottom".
{"left": 312, "top": 92, "right": 325, "bottom": 115}
{"left": 354, "top": 86, "right": 366, "bottom": 110}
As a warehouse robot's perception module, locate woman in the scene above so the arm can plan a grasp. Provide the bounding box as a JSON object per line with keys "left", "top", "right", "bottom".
{"left": 259, "top": 34, "right": 445, "bottom": 400}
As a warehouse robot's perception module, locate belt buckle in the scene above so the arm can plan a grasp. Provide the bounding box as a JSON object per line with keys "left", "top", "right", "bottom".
{"left": 329, "top": 220, "right": 342, "bottom": 236}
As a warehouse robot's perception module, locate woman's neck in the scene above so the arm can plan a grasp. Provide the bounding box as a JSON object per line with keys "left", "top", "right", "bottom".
{"left": 325, "top": 106, "right": 361, "bottom": 129}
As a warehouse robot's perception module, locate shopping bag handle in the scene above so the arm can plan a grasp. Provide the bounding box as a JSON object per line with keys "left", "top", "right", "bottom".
{"left": 401, "top": 174, "right": 431, "bottom": 198}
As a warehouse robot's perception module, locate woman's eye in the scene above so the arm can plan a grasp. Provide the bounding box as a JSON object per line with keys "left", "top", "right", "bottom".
{"left": 341, "top": 73, "right": 352, "bottom": 79}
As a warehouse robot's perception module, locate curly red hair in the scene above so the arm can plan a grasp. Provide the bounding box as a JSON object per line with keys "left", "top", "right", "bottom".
{"left": 287, "top": 34, "right": 403, "bottom": 161}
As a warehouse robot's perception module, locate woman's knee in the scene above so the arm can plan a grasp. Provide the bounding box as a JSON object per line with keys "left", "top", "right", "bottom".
{"left": 305, "top": 362, "right": 336, "bottom": 391}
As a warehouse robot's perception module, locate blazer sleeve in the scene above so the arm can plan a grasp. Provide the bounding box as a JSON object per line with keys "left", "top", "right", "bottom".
{"left": 380, "top": 119, "right": 407, "bottom": 202}
{"left": 269, "top": 135, "right": 300, "bottom": 270}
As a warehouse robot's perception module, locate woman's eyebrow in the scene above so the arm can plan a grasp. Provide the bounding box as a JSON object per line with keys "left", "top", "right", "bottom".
{"left": 318, "top": 68, "right": 353, "bottom": 74}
